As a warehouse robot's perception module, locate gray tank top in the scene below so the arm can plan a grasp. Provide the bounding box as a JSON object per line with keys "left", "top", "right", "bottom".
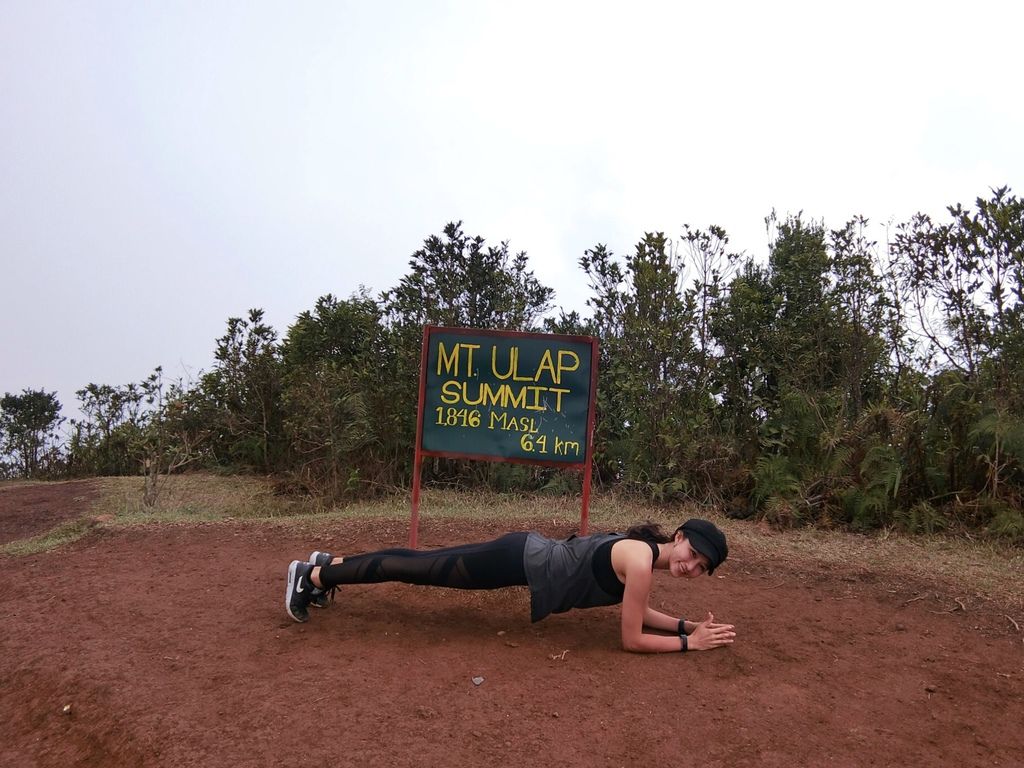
{"left": 522, "top": 532, "right": 625, "bottom": 622}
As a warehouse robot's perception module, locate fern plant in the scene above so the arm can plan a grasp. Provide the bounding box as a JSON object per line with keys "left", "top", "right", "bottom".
{"left": 986, "top": 505, "right": 1024, "bottom": 542}
{"left": 752, "top": 454, "right": 800, "bottom": 509}
{"left": 968, "top": 405, "right": 1024, "bottom": 500}
{"left": 893, "top": 501, "right": 948, "bottom": 535}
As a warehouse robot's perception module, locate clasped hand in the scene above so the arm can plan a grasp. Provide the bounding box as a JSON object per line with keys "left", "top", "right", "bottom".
{"left": 687, "top": 611, "right": 736, "bottom": 651}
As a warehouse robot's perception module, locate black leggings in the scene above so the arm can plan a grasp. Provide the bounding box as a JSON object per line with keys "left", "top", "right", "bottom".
{"left": 318, "top": 532, "right": 529, "bottom": 590}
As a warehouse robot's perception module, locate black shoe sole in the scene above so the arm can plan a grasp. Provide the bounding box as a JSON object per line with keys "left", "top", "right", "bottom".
{"left": 285, "top": 560, "right": 309, "bottom": 623}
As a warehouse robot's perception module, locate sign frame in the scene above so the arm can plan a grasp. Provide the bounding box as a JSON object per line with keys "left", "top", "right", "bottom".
{"left": 409, "top": 325, "right": 599, "bottom": 546}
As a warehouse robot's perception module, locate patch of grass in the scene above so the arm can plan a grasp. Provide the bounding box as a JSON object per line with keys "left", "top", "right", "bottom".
{"left": 91, "top": 473, "right": 303, "bottom": 524}
{"left": 0, "top": 480, "right": 40, "bottom": 489}
{"left": 724, "top": 517, "right": 1024, "bottom": 613}
{"left": 291, "top": 488, "right": 708, "bottom": 533}
{"left": 2, "top": 518, "right": 100, "bottom": 556}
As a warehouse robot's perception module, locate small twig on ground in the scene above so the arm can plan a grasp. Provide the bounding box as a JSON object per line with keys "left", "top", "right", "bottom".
{"left": 903, "top": 595, "right": 927, "bottom": 605}
{"left": 953, "top": 598, "right": 966, "bottom": 612}
{"left": 1006, "top": 615, "right": 1021, "bottom": 632}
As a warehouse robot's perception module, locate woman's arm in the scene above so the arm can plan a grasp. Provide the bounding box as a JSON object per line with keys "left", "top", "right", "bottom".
{"left": 621, "top": 585, "right": 686, "bottom": 653}
{"left": 618, "top": 550, "right": 687, "bottom": 653}
{"left": 643, "top": 606, "right": 683, "bottom": 633}
{"left": 617, "top": 541, "right": 737, "bottom": 653}
{"left": 644, "top": 606, "right": 737, "bottom": 642}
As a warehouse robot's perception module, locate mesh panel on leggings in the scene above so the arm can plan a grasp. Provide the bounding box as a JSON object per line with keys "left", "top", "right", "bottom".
{"left": 318, "top": 532, "right": 528, "bottom": 591}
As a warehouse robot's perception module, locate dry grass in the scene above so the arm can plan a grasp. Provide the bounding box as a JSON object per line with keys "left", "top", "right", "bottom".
{"left": 713, "top": 514, "right": 1024, "bottom": 615}
{"left": 2, "top": 518, "right": 102, "bottom": 556}
{"left": 91, "top": 473, "right": 301, "bottom": 522}
{"left": 0, "top": 480, "right": 33, "bottom": 488}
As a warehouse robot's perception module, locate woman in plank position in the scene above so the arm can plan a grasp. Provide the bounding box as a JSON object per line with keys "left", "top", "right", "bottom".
{"left": 284, "top": 518, "right": 735, "bottom": 653}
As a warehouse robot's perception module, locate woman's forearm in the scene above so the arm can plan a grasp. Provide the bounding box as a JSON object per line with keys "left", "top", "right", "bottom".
{"left": 622, "top": 630, "right": 687, "bottom": 654}
{"left": 642, "top": 606, "right": 682, "bottom": 632}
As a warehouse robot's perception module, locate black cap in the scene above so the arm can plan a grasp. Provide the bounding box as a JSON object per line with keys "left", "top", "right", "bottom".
{"left": 679, "top": 519, "right": 728, "bottom": 575}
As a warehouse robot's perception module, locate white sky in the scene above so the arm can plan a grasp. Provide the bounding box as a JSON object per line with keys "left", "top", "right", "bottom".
{"left": 2, "top": 1, "right": 1022, "bottom": 423}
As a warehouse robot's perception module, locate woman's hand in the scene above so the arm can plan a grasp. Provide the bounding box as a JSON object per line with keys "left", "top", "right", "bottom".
{"left": 685, "top": 611, "right": 736, "bottom": 651}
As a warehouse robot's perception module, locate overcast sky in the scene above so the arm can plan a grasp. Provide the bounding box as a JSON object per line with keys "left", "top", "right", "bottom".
{"left": 2, "top": 1, "right": 1022, "bottom": 424}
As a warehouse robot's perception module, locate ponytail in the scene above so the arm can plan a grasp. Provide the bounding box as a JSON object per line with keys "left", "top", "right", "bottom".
{"left": 624, "top": 522, "right": 673, "bottom": 544}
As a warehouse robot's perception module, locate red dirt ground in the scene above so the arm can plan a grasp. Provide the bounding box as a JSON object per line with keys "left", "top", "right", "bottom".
{"left": 1, "top": 481, "right": 1022, "bottom": 768}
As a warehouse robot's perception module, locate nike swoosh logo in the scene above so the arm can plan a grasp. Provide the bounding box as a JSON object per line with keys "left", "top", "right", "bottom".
{"left": 295, "top": 570, "right": 305, "bottom": 593}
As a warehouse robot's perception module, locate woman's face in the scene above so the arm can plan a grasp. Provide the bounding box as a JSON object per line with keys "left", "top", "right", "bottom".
{"left": 668, "top": 533, "right": 710, "bottom": 578}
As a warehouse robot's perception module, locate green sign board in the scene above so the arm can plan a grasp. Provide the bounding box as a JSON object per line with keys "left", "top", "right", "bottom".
{"left": 418, "top": 327, "right": 597, "bottom": 465}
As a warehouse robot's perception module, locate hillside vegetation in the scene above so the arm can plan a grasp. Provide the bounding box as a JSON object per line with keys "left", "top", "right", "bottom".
{"left": 3, "top": 189, "right": 1023, "bottom": 541}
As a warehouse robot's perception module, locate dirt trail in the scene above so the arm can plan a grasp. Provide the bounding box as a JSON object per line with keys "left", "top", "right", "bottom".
{"left": 1, "top": 482, "right": 1022, "bottom": 767}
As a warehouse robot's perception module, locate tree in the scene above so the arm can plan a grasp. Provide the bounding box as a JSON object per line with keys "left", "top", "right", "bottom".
{"left": 711, "top": 258, "right": 777, "bottom": 458}
{"left": 891, "top": 186, "right": 1024, "bottom": 382}
{"left": 765, "top": 212, "right": 840, "bottom": 393}
{"left": 829, "top": 217, "right": 891, "bottom": 418}
{"left": 382, "top": 221, "right": 554, "bottom": 333}
{"left": 281, "top": 292, "right": 391, "bottom": 497}
{"left": 713, "top": 213, "right": 838, "bottom": 460}
{"left": 0, "top": 389, "right": 64, "bottom": 478}
{"left": 892, "top": 187, "right": 1024, "bottom": 506}
{"left": 713, "top": 213, "right": 898, "bottom": 525}
{"left": 679, "top": 225, "right": 736, "bottom": 396}
{"left": 65, "top": 372, "right": 210, "bottom": 502}
{"left": 579, "top": 243, "right": 626, "bottom": 342}
{"left": 137, "top": 369, "right": 210, "bottom": 506}
{"left": 199, "top": 309, "right": 284, "bottom": 472}
{"left": 380, "top": 223, "right": 555, "bottom": 486}
{"left": 617, "top": 233, "right": 698, "bottom": 487}
{"left": 578, "top": 227, "right": 741, "bottom": 500}
{"left": 581, "top": 233, "right": 699, "bottom": 495}
{"left": 68, "top": 382, "right": 147, "bottom": 476}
